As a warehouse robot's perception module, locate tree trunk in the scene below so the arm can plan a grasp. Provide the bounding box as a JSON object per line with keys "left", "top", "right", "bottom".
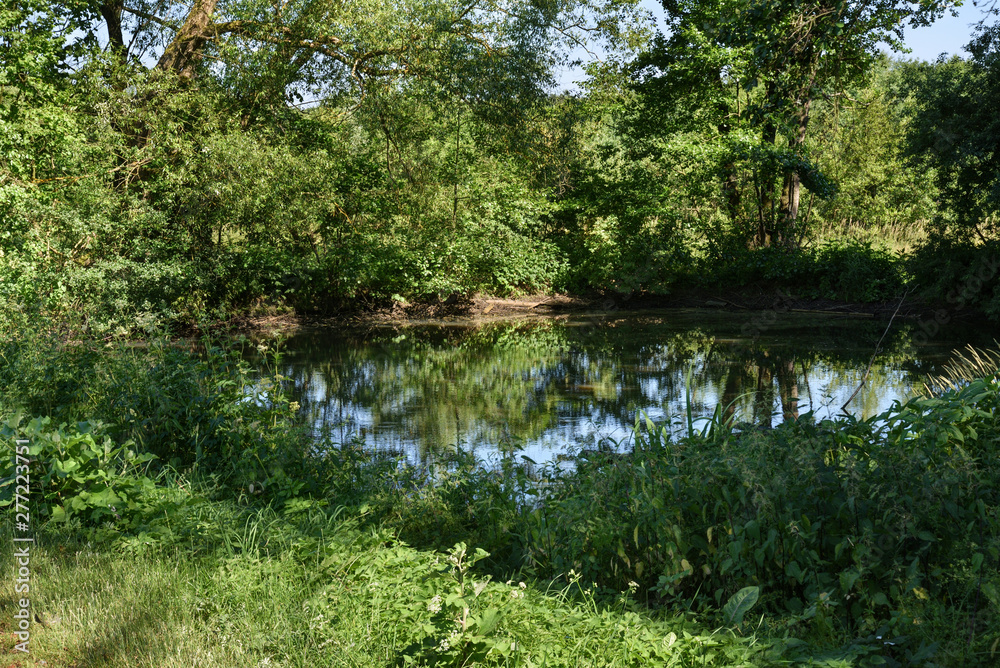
{"left": 716, "top": 90, "right": 741, "bottom": 223}
{"left": 156, "top": 0, "right": 220, "bottom": 78}
{"left": 778, "top": 96, "right": 812, "bottom": 244}
{"left": 757, "top": 110, "right": 778, "bottom": 247}
{"left": 99, "top": 1, "right": 127, "bottom": 62}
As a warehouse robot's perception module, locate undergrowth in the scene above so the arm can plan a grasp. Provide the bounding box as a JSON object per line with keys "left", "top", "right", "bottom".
{"left": 2, "top": 324, "right": 999, "bottom": 666}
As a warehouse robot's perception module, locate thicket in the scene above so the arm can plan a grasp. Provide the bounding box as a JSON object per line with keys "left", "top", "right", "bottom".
{"left": 4, "top": 50, "right": 998, "bottom": 331}
{"left": 2, "top": 323, "right": 999, "bottom": 665}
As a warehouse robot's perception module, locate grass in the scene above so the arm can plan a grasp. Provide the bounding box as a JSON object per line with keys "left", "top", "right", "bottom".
{"left": 2, "top": 325, "right": 999, "bottom": 667}
{"left": 1, "top": 541, "right": 243, "bottom": 666}
{"left": 0, "top": 500, "right": 774, "bottom": 668}
{"left": 923, "top": 342, "right": 1000, "bottom": 395}
{"left": 809, "top": 218, "right": 929, "bottom": 255}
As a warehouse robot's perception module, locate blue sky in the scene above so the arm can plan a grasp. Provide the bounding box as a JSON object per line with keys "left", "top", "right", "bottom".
{"left": 900, "top": 2, "right": 990, "bottom": 60}
{"left": 555, "top": 1, "right": 992, "bottom": 90}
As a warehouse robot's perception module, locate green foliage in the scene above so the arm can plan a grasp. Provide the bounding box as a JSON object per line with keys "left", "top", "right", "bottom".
{"left": 0, "top": 0, "right": 662, "bottom": 328}
{"left": 626, "top": 0, "right": 949, "bottom": 250}
{"left": 808, "top": 60, "right": 938, "bottom": 240}
{"left": 0, "top": 413, "right": 157, "bottom": 526}
{"left": 723, "top": 586, "right": 761, "bottom": 628}
{"left": 303, "top": 528, "right": 770, "bottom": 667}
{"left": 520, "top": 375, "right": 1000, "bottom": 659}
{"left": 896, "top": 47, "right": 1000, "bottom": 237}
{"left": 0, "top": 323, "right": 317, "bottom": 504}
{"left": 4, "top": 315, "right": 999, "bottom": 663}
{"left": 701, "top": 240, "right": 905, "bottom": 302}
{"left": 908, "top": 237, "right": 1000, "bottom": 319}
{"left": 0, "top": 62, "right": 579, "bottom": 329}
{"left": 2, "top": 503, "right": 774, "bottom": 667}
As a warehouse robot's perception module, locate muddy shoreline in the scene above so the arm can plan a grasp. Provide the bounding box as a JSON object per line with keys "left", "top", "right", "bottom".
{"left": 221, "top": 287, "right": 991, "bottom": 336}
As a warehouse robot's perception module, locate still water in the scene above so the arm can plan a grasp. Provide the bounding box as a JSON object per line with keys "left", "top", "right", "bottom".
{"left": 276, "top": 309, "right": 996, "bottom": 463}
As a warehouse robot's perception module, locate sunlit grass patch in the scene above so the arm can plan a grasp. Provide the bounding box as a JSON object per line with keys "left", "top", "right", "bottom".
{"left": 0, "top": 535, "right": 248, "bottom": 667}
{"left": 1, "top": 501, "right": 774, "bottom": 668}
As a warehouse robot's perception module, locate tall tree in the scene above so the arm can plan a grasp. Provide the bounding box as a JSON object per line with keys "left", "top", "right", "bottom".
{"left": 633, "top": 0, "right": 956, "bottom": 246}
{"left": 899, "top": 13, "right": 1000, "bottom": 238}
{"left": 15, "top": 0, "right": 650, "bottom": 112}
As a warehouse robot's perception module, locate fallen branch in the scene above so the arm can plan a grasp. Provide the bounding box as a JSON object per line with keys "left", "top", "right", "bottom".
{"left": 841, "top": 289, "right": 909, "bottom": 413}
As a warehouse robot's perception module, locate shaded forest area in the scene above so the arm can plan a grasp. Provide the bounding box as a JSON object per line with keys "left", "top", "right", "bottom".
{"left": 3, "top": 0, "right": 1000, "bottom": 333}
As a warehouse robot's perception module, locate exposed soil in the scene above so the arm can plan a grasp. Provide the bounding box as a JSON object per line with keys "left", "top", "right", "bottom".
{"left": 218, "top": 287, "right": 989, "bottom": 336}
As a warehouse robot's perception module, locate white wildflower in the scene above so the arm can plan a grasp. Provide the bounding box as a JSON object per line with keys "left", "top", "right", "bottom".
{"left": 427, "top": 595, "right": 442, "bottom": 613}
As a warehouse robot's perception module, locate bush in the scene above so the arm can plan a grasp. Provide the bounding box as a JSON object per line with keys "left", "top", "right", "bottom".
{"left": 0, "top": 323, "right": 316, "bottom": 503}
{"left": 521, "top": 376, "right": 1000, "bottom": 659}
{"left": 700, "top": 240, "right": 905, "bottom": 302}
{"left": 0, "top": 414, "right": 156, "bottom": 526}
{"left": 908, "top": 237, "right": 1000, "bottom": 320}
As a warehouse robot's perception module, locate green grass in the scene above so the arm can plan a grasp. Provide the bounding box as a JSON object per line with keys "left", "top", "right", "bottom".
{"left": 808, "top": 218, "right": 929, "bottom": 256}
{"left": 0, "top": 500, "right": 774, "bottom": 668}
{"left": 2, "top": 325, "right": 999, "bottom": 666}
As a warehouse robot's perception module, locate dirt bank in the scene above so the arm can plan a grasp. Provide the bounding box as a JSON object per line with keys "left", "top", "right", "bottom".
{"left": 220, "top": 285, "right": 991, "bottom": 337}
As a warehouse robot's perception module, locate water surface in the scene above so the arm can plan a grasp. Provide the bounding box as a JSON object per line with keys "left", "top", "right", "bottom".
{"left": 277, "top": 309, "right": 996, "bottom": 463}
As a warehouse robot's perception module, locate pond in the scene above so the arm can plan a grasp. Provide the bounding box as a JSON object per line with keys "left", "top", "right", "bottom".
{"left": 274, "top": 309, "right": 997, "bottom": 464}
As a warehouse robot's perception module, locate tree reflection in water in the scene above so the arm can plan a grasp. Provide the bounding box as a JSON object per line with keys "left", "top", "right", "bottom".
{"left": 273, "top": 310, "right": 994, "bottom": 463}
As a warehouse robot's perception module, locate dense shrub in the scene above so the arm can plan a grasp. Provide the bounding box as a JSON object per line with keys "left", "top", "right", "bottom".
{"left": 700, "top": 240, "right": 906, "bottom": 302}
{"left": 521, "top": 377, "right": 1000, "bottom": 659}
{"left": 0, "top": 415, "right": 157, "bottom": 526}
{"left": 0, "top": 323, "right": 316, "bottom": 502}
{"left": 909, "top": 237, "right": 1000, "bottom": 319}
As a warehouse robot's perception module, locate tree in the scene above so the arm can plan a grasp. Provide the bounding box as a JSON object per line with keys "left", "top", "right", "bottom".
{"left": 899, "top": 17, "right": 1000, "bottom": 238}
{"left": 7, "top": 0, "right": 648, "bottom": 115}
{"left": 806, "top": 58, "right": 939, "bottom": 240}
{"left": 632, "top": 0, "right": 956, "bottom": 246}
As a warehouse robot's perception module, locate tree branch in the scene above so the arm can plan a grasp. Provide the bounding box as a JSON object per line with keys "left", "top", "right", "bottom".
{"left": 122, "top": 5, "right": 180, "bottom": 30}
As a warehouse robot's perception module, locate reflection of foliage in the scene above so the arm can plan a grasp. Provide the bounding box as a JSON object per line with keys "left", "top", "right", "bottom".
{"left": 281, "top": 314, "right": 927, "bottom": 458}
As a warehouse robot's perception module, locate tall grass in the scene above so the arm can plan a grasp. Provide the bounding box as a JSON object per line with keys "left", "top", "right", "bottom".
{"left": 809, "top": 217, "right": 929, "bottom": 255}
{"left": 3, "top": 321, "right": 999, "bottom": 666}
{"left": 923, "top": 342, "right": 1000, "bottom": 396}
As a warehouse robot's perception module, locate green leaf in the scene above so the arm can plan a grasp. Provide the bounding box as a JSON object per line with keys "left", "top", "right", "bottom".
{"left": 476, "top": 608, "right": 501, "bottom": 635}
{"left": 722, "top": 586, "right": 759, "bottom": 627}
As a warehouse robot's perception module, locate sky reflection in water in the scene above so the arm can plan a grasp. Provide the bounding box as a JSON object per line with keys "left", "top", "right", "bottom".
{"left": 276, "top": 309, "right": 996, "bottom": 464}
